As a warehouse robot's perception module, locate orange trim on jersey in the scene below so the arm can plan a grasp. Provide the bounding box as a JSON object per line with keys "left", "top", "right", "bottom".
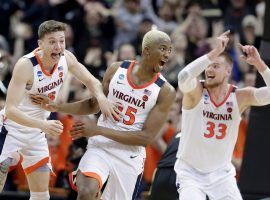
{"left": 208, "top": 84, "right": 233, "bottom": 108}
{"left": 33, "top": 48, "right": 58, "bottom": 76}
{"left": 83, "top": 172, "right": 102, "bottom": 189}
{"left": 24, "top": 157, "right": 49, "bottom": 175}
{"left": 127, "top": 61, "right": 160, "bottom": 89}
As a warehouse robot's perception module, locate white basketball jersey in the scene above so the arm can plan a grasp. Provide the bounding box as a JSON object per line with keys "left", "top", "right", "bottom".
{"left": 89, "top": 60, "right": 166, "bottom": 155}
{"left": 1, "top": 48, "right": 68, "bottom": 132}
{"left": 177, "top": 82, "right": 241, "bottom": 172}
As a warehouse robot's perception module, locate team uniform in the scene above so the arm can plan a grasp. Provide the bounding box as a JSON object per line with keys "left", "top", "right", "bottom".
{"left": 71, "top": 60, "right": 166, "bottom": 200}
{"left": 0, "top": 48, "right": 68, "bottom": 175}
{"left": 174, "top": 82, "right": 243, "bottom": 200}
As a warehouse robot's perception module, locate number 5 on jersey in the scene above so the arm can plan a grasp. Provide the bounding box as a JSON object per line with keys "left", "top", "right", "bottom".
{"left": 113, "top": 103, "right": 137, "bottom": 125}
{"left": 204, "top": 121, "right": 227, "bottom": 139}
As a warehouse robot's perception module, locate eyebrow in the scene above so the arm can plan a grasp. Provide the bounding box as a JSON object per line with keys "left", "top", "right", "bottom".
{"left": 47, "top": 36, "right": 65, "bottom": 40}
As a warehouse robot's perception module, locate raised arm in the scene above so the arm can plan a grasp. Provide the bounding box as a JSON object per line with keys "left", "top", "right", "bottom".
{"left": 71, "top": 83, "right": 176, "bottom": 146}
{"left": 237, "top": 45, "right": 270, "bottom": 112}
{"left": 65, "top": 50, "right": 120, "bottom": 120}
{"left": 5, "top": 58, "right": 63, "bottom": 136}
{"left": 178, "top": 30, "right": 230, "bottom": 109}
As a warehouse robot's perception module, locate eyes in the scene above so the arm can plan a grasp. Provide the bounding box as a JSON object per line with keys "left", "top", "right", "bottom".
{"left": 159, "top": 46, "right": 172, "bottom": 54}
{"left": 49, "top": 40, "right": 65, "bottom": 45}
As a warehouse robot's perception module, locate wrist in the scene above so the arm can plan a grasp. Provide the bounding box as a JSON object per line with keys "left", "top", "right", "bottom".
{"left": 207, "top": 49, "right": 220, "bottom": 61}
{"left": 257, "top": 60, "right": 268, "bottom": 73}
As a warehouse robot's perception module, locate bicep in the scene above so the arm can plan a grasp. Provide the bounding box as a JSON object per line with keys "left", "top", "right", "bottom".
{"left": 6, "top": 60, "right": 32, "bottom": 108}
{"left": 102, "top": 62, "right": 121, "bottom": 96}
{"left": 66, "top": 51, "right": 99, "bottom": 84}
{"left": 143, "top": 85, "right": 176, "bottom": 139}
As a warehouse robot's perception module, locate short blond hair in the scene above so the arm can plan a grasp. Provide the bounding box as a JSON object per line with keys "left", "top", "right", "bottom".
{"left": 142, "top": 30, "right": 170, "bottom": 50}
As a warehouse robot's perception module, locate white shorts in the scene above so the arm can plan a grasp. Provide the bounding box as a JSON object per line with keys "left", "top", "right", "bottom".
{"left": 77, "top": 144, "right": 145, "bottom": 200}
{"left": 175, "top": 159, "right": 243, "bottom": 200}
{"left": 0, "top": 124, "right": 51, "bottom": 175}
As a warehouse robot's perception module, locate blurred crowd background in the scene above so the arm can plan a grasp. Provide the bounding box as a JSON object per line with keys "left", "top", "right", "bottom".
{"left": 0, "top": 0, "right": 265, "bottom": 199}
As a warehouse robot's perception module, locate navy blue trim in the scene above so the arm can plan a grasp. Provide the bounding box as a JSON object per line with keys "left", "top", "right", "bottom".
{"left": 132, "top": 173, "right": 143, "bottom": 200}
{"left": 29, "top": 56, "right": 38, "bottom": 67}
{"left": 0, "top": 126, "right": 8, "bottom": 154}
{"left": 120, "top": 61, "right": 130, "bottom": 69}
{"left": 155, "top": 78, "right": 165, "bottom": 87}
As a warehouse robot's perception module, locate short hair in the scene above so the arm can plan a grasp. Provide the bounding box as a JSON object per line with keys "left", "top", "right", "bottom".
{"left": 220, "top": 51, "right": 233, "bottom": 66}
{"left": 38, "top": 20, "right": 66, "bottom": 39}
{"left": 142, "top": 30, "right": 170, "bottom": 50}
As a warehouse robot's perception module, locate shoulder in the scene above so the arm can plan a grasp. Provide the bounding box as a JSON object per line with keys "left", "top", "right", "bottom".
{"left": 157, "top": 82, "right": 176, "bottom": 109}
{"left": 63, "top": 50, "right": 78, "bottom": 66}
{"left": 236, "top": 86, "right": 254, "bottom": 112}
{"left": 13, "top": 57, "right": 34, "bottom": 74}
{"left": 104, "top": 61, "right": 123, "bottom": 79}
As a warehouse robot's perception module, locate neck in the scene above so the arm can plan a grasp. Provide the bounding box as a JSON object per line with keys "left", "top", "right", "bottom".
{"left": 207, "top": 83, "right": 229, "bottom": 102}
{"left": 130, "top": 60, "right": 158, "bottom": 86}
{"left": 36, "top": 50, "right": 55, "bottom": 70}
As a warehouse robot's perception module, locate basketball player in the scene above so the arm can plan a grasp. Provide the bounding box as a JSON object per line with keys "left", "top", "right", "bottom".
{"left": 0, "top": 20, "right": 118, "bottom": 200}
{"left": 175, "top": 30, "right": 270, "bottom": 199}
{"left": 31, "top": 29, "right": 176, "bottom": 200}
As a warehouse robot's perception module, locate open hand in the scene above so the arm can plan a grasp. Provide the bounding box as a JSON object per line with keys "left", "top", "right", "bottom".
{"left": 70, "top": 120, "right": 99, "bottom": 140}
{"left": 97, "top": 96, "right": 122, "bottom": 122}
{"left": 29, "top": 94, "right": 58, "bottom": 112}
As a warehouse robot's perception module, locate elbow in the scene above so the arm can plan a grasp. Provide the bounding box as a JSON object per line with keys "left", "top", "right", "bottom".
{"left": 5, "top": 106, "right": 15, "bottom": 119}
{"left": 140, "top": 131, "right": 154, "bottom": 147}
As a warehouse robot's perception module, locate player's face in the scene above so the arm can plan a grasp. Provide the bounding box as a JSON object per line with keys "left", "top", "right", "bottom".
{"left": 38, "top": 31, "right": 65, "bottom": 64}
{"left": 150, "top": 38, "right": 172, "bottom": 73}
{"left": 205, "top": 56, "right": 231, "bottom": 88}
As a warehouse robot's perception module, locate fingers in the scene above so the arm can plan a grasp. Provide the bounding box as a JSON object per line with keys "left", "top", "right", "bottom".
{"left": 47, "top": 120, "right": 63, "bottom": 136}
{"left": 221, "top": 30, "right": 230, "bottom": 37}
{"left": 70, "top": 122, "right": 85, "bottom": 139}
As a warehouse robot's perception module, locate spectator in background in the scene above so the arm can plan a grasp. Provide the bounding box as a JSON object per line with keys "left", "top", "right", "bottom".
{"left": 113, "top": 0, "right": 143, "bottom": 49}
{"left": 241, "top": 15, "right": 261, "bottom": 48}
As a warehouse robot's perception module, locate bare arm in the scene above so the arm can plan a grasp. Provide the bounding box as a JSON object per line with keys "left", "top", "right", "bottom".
{"left": 71, "top": 83, "right": 176, "bottom": 146}
{"left": 237, "top": 45, "right": 270, "bottom": 112}
{"left": 178, "top": 31, "right": 230, "bottom": 109}
{"left": 6, "top": 58, "right": 63, "bottom": 135}
{"left": 65, "top": 50, "right": 119, "bottom": 120}
{"left": 30, "top": 61, "right": 122, "bottom": 115}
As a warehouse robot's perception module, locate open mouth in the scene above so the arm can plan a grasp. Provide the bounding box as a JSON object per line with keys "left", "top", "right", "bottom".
{"left": 207, "top": 75, "right": 215, "bottom": 80}
{"left": 160, "top": 60, "right": 166, "bottom": 66}
{"left": 51, "top": 53, "right": 62, "bottom": 60}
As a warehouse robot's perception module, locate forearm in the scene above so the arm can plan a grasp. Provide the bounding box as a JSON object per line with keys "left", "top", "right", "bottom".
{"left": 57, "top": 98, "right": 100, "bottom": 115}
{"left": 97, "top": 127, "right": 151, "bottom": 147}
{"left": 6, "top": 106, "right": 44, "bottom": 129}
{"left": 254, "top": 67, "right": 270, "bottom": 105}
{"left": 85, "top": 78, "right": 106, "bottom": 101}
{"left": 178, "top": 55, "right": 212, "bottom": 92}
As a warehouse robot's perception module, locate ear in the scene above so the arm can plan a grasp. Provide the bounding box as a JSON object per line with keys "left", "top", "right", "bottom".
{"left": 142, "top": 46, "right": 150, "bottom": 56}
{"left": 38, "top": 39, "right": 42, "bottom": 48}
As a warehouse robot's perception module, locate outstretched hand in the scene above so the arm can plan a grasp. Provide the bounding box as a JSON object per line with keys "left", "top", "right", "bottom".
{"left": 208, "top": 30, "right": 230, "bottom": 60}
{"left": 29, "top": 94, "right": 58, "bottom": 112}
{"left": 70, "top": 120, "right": 99, "bottom": 140}
{"left": 238, "top": 44, "right": 262, "bottom": 67}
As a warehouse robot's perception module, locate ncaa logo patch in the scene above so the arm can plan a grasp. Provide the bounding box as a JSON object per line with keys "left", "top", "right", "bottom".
{"left": 119, "top": 74, "right": 124, "bottom": 80}
{"left": 37, "top": 71, "right": 43, "bottom": 77}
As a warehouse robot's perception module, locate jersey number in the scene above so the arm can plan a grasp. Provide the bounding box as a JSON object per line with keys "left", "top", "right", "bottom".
{"left": 204, "top": 121, "right": 227, "bottom": 139}
{"left": 114, "top": 105, "right": 137, "bottom": 125}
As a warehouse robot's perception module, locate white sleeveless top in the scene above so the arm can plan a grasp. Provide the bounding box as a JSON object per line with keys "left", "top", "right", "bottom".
{"left": 1, "top": 49, "right": 68, "bottom": 132}
{"left": 177, "top": 82, "right": 241, "bottom": 172}
{"left": 88, "top": 60, "right": 166, "bottom": 155}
